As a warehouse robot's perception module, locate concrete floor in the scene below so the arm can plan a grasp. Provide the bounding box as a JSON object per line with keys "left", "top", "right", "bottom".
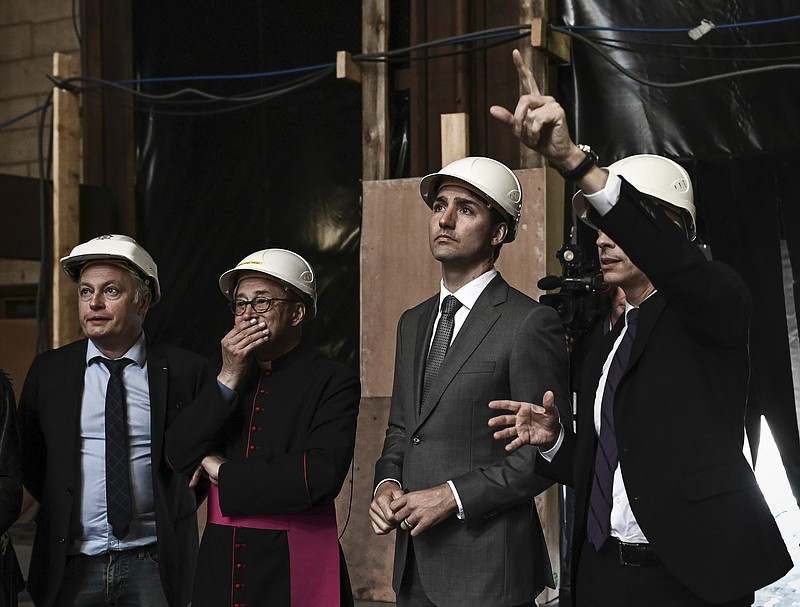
{"left": 10, "top": 421, "right": 800, "bottom": 607}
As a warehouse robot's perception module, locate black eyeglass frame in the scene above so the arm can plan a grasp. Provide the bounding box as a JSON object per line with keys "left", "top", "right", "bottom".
{"left": 228, "top": 296, "right": 297, "bottom": 316}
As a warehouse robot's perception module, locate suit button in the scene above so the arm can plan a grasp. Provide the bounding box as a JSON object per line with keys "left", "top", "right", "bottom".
{"left": 66, "top": 487, "right": 73, "bottom": 495}
{"left": 59, "top": 537, "right": 66, "bottom": 544}
{"left": 411, "top": 436, "right": 421, "bottom": 445}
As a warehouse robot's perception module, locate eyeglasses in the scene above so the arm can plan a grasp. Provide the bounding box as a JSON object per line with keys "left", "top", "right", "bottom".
{"left": 229, "top": 296, "right": 296, "bottom": 316}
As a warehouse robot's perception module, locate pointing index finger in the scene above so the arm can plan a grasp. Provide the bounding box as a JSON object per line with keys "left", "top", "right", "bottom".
{"left": 512, "top": 49, "right": 541, "bottom": 97}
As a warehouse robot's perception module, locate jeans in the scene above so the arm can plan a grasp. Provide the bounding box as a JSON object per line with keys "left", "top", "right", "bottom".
{"left": 54, "top": 544, "right": 170, "bottom": 607}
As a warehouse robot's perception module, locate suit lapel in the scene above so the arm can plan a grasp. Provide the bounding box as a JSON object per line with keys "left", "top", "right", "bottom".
{"left": 628, "top": 292, "right": 665, "bottom": 370}
{"left": 61, "top": 341, "right": 90, "bottom": 457}
{"left": 412, "top": 297, "right": 438, "bottom": 422}
{"left": 415, "top": 276, "right": 506, "bottom": 428}
{"left": 145, "top": 339, "right": 168, "bottom": 465}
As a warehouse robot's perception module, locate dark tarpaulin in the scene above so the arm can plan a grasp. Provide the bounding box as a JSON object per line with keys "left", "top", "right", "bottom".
{"left": 131, "top": 1, "right": 362, "bottom": 370}
{"left": 560, "top": 1, "right": 800, "bottom": 505}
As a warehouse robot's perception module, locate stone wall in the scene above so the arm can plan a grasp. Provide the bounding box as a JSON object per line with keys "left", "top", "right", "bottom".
{"left": 0, "top": 0, "right": 79, "bottom": 177}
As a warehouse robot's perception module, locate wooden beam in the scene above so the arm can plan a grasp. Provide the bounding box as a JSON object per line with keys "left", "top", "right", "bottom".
{"left": 440, "top": 113, "right": 470, "bottom": 167}
{"left": 530, "top": 17, "right": 571, "bottom": 63}
{"left": 519, "top": 0, "right": 571, "bottom": 170}
{"left": 336, "top": 51, "right": 362, "bottom": 84}
{"left": 52, "top": 52, "right": 82, "bottom": 349}
{"left": 0, "top": 259, "right": 40, "bottom": 285}
{"left": 362, "top": 0, "right": 389, "bottom": 181}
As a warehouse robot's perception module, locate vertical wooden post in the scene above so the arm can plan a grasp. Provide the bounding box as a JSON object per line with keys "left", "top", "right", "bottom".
{"left": 362, "top": 0, "right": 390, "bottom": 181}
{"left": 440, "top": 113, "right": 470, "bottom": 167}
{"left": 520, "top": 0, "right": 548, "bottom": 169}
{"left": 52, "top": 52, "right": 82, "bottom": 349}
{"left": 521, "top": 2, "right": 569, "bottom": 600}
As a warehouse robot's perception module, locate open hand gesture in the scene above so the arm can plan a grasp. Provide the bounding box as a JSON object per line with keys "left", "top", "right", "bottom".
{"left": 488, "top": 390, "right": 562, "bottom": 453}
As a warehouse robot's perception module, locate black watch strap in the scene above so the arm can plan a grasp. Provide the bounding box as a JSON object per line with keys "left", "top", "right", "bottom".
{"left": 558, "top": 144, "right": 599, "bottom": 181}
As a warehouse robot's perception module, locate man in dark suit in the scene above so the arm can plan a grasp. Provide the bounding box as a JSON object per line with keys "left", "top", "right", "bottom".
{"left": 369, "top": 156, "right": 571, "bottom": 606}
{"left": 488, "top": 50, "right": 792, "bottom": 606}
{"left": 18, "top": 234, "right": 222, "bottom": 607}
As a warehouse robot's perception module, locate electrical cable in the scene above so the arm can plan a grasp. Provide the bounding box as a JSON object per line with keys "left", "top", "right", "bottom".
{"left": 559, "top": 13, "right": 800, "bottom": 33}
{"left": 35, "top": 91, "right": 54, "bottom": 354}
{"left": 354, "top": 24, "right": 531, "bottom": 60}
{"left": 551, "top": 25, "right": 800, "bottom": 88}
{"left": 116, "top": 62, "right": 337, "bottom": 85}
{"left": 3, "top": 15, "right": 800, "bottom": 132}
{"left": 576, "top": 33, "right": 800, "bottom": 52}
{"left": 581, "top": 35, "right": 800, "bottom": 63}
{"left": 356, "top": 32, "right": 530, "bottom": 63}
{"left": 0, "top": 103, "right": 52, "bottom": 131}
{"left": 133, "top": 69, "right": 336, "bottom": 117}
{"left": 53, "top": 67, "right": 334, "bottom": 104}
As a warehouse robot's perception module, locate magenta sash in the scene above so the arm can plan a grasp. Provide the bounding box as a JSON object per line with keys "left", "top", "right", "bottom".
{"left": 207, "top": 484, "right": 340, "bottom": 606}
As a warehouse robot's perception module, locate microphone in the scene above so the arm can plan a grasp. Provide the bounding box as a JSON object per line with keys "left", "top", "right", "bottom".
{"left": 537, "top": 275, "right": 564, "bottom": 291}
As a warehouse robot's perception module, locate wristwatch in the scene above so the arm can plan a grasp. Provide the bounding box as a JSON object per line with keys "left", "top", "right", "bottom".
{"left": 558, "top": 144, "right": 598, "bottom": 181}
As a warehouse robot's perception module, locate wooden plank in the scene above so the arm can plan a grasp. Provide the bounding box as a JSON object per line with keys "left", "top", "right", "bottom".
{"left": 362, "top": 0, "right": 389, "bottom": 181}
{"left": 520, "top": 0, "right": 545, "bottom": 169}
{"left": 0, "top": 259, "right": 40, "bottom": 285}
{"left": 530, "top": 17, "right": 571, "bottom": 63}
{"left": 440, "top": 112, "right": 469, "bottom": 166}
{"left": 336, "top": 51, "right": 362, "bottom": 84}
{"left": 52, "top": 52, "right": 82, "bottom": 349}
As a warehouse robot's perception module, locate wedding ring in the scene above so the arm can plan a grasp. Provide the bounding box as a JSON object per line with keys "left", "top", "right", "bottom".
{"left": 403, "top": 517, "right": 414, "bottom": 529}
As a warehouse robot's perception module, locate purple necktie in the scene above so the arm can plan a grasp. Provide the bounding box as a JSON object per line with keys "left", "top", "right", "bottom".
{"left": 588, "top": 307, "right": 639, "bottom": 550}
{"left": 98, "top": 357, "right": 134, "bottom": 540}
{"left": 421, "top": 295, "right": 462, "bottom": 413}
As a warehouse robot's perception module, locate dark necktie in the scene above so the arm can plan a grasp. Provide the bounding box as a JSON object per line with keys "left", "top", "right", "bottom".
{"left": 421, "top": 295, "right": 462, "bottom": 412}
{"left": 588, "top": 307, "right": 639, "bottom": 550}
{"left": 98, "top": 357, "right": 134, "bottom": 540}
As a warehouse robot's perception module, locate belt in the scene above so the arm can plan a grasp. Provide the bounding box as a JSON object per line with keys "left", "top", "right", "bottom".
{"left": 604, "top": 537, "right": 660, "bottom": 567}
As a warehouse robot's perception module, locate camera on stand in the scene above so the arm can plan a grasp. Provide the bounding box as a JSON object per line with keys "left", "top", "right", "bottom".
{"left": 538, "top": 243, "right": 610, "bottom": 339}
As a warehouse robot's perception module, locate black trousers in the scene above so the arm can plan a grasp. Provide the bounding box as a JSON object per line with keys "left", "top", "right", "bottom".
{"left": 575, "top": 538, "right": 754, "bottom": 607}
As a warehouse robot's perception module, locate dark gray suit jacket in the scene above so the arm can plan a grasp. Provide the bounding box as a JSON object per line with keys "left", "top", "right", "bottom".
{"left": 374, "top": 274, "right": 570, "bottom": 606}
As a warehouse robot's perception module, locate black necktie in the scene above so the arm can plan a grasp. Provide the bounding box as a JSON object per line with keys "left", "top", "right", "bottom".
{"left": 588, "top": 307, "right": 639, "bottom": 550}
{"left": 421, "top": 295, "right": 462, "bottom": 412}
{"left": 98, "top": 357, "right": 134, "bottom": 540}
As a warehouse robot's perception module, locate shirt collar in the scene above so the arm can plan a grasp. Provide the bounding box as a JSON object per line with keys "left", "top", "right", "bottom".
{"left": 86, "top": 332, "right": 146, "bottom": 368}
{"left": 438, "top": 267, "right": 497, "bottom": 312}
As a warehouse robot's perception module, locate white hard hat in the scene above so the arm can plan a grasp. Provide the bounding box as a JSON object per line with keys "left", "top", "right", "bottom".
{"left": 60, "top": 234, "right": 161, "bottom": 305}
{"left": 573, "top": 154, "right": 697, "bottom": 241}
{"left": 219, "top": 248, "right": 317, "bottom": 320}
{"left": 419, "top": 156, "right": 523, "bottom": 242}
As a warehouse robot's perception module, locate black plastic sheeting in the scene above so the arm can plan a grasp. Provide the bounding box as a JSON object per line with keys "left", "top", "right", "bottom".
{"left": 559, "top": 1, "right": 800, "bottom": 505}
{"left": 132, "top": 1, "right": 362, "bottom": 370}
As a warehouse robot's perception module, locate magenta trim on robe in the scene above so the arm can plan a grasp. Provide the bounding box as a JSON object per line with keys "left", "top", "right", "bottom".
{"left": 207, "top": 484, "right": 340, "bottom": 606}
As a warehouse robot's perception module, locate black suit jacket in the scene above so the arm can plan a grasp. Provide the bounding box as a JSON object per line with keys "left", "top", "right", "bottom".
{"left": 375, "top": 274, "right": 571, "bottom": 606}
{"left": 17, "top": 337, "right": 224, "bottom": 607}
{"left": 540, "top": 180, "right": 792, "bottom": 603}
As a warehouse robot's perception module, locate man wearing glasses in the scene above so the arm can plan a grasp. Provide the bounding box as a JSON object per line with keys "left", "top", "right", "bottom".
{"left": 165, "top": 248, "right": 360, "bottom": 607}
